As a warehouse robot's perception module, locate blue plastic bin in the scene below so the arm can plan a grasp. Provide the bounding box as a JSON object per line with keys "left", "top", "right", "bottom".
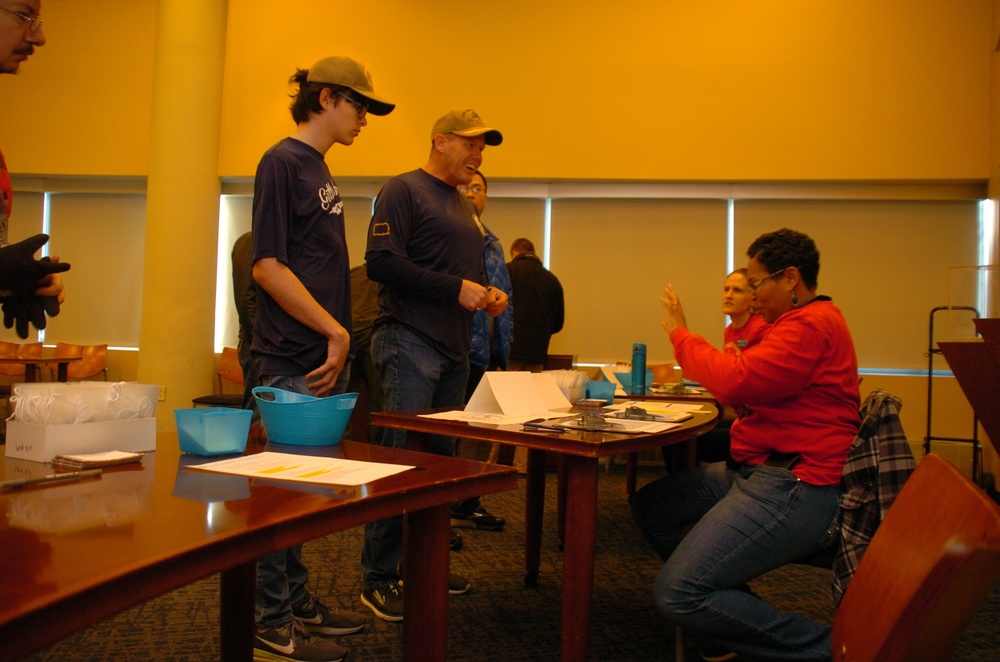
{"left": 253, "top": 386, "right": 358, "bottom": 446}
{"left": 174, "top": 408, "right": 252, "bottom": 456}
{"left": 586, "top": 380, "right": 616, "bottom": 404}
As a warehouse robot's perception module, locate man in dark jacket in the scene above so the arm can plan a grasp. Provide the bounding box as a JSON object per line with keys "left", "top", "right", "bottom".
{"left": 506, "top": 238, "right": 564, "bottom": 372}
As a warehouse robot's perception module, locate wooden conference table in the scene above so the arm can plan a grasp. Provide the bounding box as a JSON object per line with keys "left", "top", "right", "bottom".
{"left": 0, "top": 432, "right": 518, "bottom": 661}
{"left": 0, "top": 356, "right": 81, "bottom": 382}
{"left": 372, "top": 403, "right": 719, "bottom": 662}
{"left": 622, "top": 388, "right": 721, "bottom": 490}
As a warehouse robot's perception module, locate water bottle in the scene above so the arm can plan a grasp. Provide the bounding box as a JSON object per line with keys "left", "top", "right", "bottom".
{"left": 631, "top": 343, "right": 646, "bottom": 395}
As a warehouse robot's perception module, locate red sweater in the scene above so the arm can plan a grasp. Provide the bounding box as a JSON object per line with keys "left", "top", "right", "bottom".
{"left": 724, "top": 313, "right": 770, "bottom": 353}
{"left": 671, "top": 297, "right": 860, "bottom": 485}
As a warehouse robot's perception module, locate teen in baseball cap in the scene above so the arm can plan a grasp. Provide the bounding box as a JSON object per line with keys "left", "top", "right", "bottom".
{"left": 307, "top": 55, "right": 395, "bottom": 116}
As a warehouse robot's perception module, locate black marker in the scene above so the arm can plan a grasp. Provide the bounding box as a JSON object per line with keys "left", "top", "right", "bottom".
{"left": 0, "top": 469, "right": 102, "bottom": 490}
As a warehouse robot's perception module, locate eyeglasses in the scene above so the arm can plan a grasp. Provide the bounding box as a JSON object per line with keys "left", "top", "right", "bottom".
{"left": 748, "top": 267, "right": 789, "bottom": 291}
{"left": 1, "top": 6, "right": 43, "bottom": 32}
{"left": 458, "top": 185, "right": 484, "bottom": 195}
{"left": 336, "top": 92, "right": 367, "bottom": 119}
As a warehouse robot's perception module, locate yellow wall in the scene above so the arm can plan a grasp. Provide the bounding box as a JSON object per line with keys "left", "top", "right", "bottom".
{"left": 0, "top": 0, "right": 992, "bottom": 181}
{"left": 0, "top": 0, "right": 157, "bottom": 176}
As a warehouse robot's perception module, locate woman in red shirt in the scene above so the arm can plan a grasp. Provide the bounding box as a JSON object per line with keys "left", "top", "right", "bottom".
{"left": 697, "top": 268, "right": 771, "bottom": 463}
{"left": 631, "top": 228, "right": 859, "bottom": 662}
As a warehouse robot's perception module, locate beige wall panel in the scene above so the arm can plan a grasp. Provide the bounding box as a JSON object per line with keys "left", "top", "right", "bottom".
{"left": 548, "top": 198, "right": 728, "bottom": 364}
{"left": 46, "top": 193, "right": 147, "bottom": 346}
{"left": 735, "top": 199, "right": 980, "bottom": 370}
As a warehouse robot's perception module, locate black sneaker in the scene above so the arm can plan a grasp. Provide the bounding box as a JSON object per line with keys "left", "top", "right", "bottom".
{"left": 451, "top": 506, "right": 506, "bottom": 531}
{"left": 397, "top": 568, "right": 472, "bottom": 596}
{"left": 450, "top": 529, "right": 464, "bottom": 551}
{"left": 699, "top": 643, "right": 738, "bottom": 661}
{"left": 293, "top": 594, "right": 366, "bottom": 636}
{"left": 254, "top": 618, "right": 348, "bottom": 661}
{"left": 360, "top": 584, "right": 404, "bottom": 622}
{"left": 447, "top": 571, "right": 471, "bottom": 595}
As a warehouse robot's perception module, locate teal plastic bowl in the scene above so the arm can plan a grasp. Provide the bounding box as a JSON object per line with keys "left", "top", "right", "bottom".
{"left": 253, "top": 386, "right": 358, "bottom": 446}
{"left": 174, "top": 407, "right": 252, "bottom": 456}
{"left": 613, "top": 370, "right": 655, "bottom": 392}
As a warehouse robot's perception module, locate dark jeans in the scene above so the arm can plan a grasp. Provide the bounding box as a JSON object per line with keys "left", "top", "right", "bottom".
{"left": 630, "top": 461, "right": 839, "bottom": 661}
{"left": 255, "top": 369, "right": 350, "bottom": 628}
{"left": 362, "top": 323, "right": 469, "bottom": 589}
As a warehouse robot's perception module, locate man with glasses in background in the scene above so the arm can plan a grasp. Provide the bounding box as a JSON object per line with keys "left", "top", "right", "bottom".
{"left": 452, "top": 169, "right": 510, "bottom": 531}
{"left": 0, "top": 0, "right": 67, "bottom": 339}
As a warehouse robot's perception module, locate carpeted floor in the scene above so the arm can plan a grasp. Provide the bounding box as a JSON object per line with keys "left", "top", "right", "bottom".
{"left": 18, "top": 462, "right": 1000, "bottom": 661}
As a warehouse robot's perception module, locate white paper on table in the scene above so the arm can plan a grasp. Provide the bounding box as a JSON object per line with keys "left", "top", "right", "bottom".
{"left": 187, "top": 451, "right": 412, "bottom": 486}
{"left": 465, "top": 371, "right": 571, "bottom": 416}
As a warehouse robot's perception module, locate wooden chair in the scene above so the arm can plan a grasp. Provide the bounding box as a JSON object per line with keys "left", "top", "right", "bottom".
{"left": 673, "top": 453, "right": 1000, "bottom": 662}
{"left": 830, "top": 453, "right": 1000, "bottom": 661}
{"left": 47, "top": 342, "right": 109, "bottom": 381}
{"left": 191, "top": 347, "right": 244, "bottom": 408}
{"left": 0, "top": 342, "right": 42, "bottom": 423}
{"left": 544, "top": 354, "right": 576, "bottom": 370}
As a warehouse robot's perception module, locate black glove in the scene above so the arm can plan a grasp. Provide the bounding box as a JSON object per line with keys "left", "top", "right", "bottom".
{"left": 0, "top": 235, "right": 69, "bottom": 339}
{"left": 1, "top": 292, "right": 60, "bottom": 339}
{"left": 0, "top": 234, "right": 71, "bottom": 294}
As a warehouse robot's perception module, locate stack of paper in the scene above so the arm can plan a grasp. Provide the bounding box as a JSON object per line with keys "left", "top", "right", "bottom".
{"left": 51, "top": 450, "right": 144, "bottom": 470}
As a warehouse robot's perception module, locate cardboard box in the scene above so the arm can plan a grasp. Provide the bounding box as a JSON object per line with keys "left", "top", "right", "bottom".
{"left": 5, "top": 417, "right": 157, "bottom": 463}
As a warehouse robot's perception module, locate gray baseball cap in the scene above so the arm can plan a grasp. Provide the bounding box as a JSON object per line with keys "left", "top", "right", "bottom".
{"left": 307, "top": 56, "right": 395, "bottom": 116}
{"left": 431, "top": 108, "right": 502, "bottom": 145}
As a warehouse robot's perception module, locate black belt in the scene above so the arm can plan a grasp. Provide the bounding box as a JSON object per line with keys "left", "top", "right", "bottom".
{"left": 726, "top": 452, "right": 801, "bottom": 471}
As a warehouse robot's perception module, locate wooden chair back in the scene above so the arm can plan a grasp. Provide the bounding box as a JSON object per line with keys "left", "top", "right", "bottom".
{"left": 217, "top": 346, "right": 244, "bottom": 389}
{"left": 831, "top": 453, "right": 1000, "bottom": 661}
{"left": 191, "top": 347, "right": 243, "bottom": 407}
{"left": 51, "top": 342, "right": 108, "bottom": 380}
{"left": 647, "top": 363, "right": 681, "bottom": 385}
{"left": 544, "top": 354, "right": 576, "bottom": 370}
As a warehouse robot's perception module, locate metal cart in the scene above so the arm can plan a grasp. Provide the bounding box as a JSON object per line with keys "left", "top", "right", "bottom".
{"left": 925, "top": 305, "right": 981, "bottom": 483}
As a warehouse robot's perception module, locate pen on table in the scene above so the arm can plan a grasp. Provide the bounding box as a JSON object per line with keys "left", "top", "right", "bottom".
{"left": 521, "top": 420, "right": 566, "bottom": 433}
{"left": 0, "top": 469, "right": 102, "bottom": 490}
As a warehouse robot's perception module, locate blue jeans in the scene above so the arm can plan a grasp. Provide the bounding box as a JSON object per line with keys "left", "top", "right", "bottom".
{"left": 630, "top": 462, "right": 839, "bottom": 661}
{"left": 255, "top": 369, "right": 350, "bottom": 628}
{"left": 362, "top": 322, "right": 469, "bottom": 589}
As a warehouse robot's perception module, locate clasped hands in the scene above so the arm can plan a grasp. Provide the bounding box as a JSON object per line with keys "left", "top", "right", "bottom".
{"left": 0, "top": 234, "right": 70, "bottom": 338}
{"left": 459, "top": 279, "right": 508, "bottom": 316}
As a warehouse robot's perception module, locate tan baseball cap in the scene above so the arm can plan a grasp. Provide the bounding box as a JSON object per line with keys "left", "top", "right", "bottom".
{"left": 430, "top": 108, "right": 503, "bottom": 146}
{"left": 307, "top": 56, "right": 395, "bottom": 116}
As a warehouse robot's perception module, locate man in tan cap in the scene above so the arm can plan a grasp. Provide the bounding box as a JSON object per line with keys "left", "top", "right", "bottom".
{"left": 359, "top": 108, "right": 506, "bottom": 622}
{"left": 250, "top": 55, "right": 393, "bottom": 662}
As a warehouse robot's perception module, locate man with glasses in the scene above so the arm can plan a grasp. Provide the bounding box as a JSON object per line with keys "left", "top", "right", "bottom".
{"left": 250, "top": 55, "right": 394, "bottom": 662}
{"left": 453, "top": 169, "right": 510, "bottom": 531}
{"left": 1, "top": 0, "right": 67, "bottom": 339}
{"left": 361, "top": 109, "right": 506, "bottom": 622}
{"left": 0, "top": 0, "right": 43, "bottom": 74}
